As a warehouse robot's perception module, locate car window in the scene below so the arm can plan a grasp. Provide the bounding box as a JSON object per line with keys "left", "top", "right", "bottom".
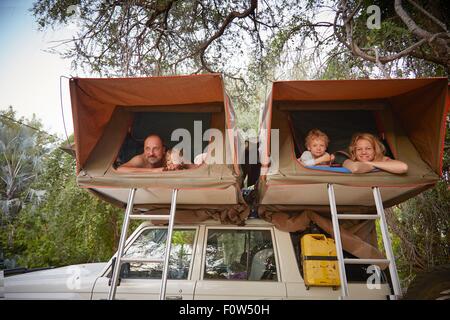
{"left": 120, "top": 228, "right": 196, "bottom": 280}
{"left": 204, "top": 229, "right": 277, "bottom": 281}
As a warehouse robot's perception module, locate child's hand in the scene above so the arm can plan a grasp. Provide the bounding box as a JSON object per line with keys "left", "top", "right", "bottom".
{"left": 164, "top": 163, "right": 182, "bottom": 171}
{"left": 319, "top": 153, "right": 332, "bottom": 163}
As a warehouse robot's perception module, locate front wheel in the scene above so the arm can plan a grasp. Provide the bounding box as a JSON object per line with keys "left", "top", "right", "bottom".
{"left": 404, "top": 265, "right": 450, "bottom": 300}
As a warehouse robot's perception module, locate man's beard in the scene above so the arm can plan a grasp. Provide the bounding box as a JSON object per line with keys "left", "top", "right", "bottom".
{"left": 147, "top": 156, "right": 162, "bottom": 165}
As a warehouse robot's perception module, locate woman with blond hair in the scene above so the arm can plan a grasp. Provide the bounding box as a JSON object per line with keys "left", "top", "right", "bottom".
{"left": 343, "top": 133, "right": 408, "bottom": 174}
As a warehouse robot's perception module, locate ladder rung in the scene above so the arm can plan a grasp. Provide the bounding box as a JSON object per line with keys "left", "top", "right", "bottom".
{"left": 129, "top": 214, "right": 170, "bottom": 220}
{"left": 121, "top": 258, "right": 164, "bottom": 264}
{"left": 337, "top": 214, "right": 379, "bottom": 220}
{"left": 344, "top": 258, "right": 390, "bottom": 265}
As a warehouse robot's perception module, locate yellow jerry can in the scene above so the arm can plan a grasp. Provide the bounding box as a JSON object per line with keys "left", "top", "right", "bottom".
{"left": 301, "top": 234, "right": 340, "bottom": 288}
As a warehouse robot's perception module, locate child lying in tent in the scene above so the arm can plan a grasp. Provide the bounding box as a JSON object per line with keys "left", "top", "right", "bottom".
{"left": 342, "top": 133, "right": 408, "bottom": 174}
{"left": 298, "top": 129, "right": 334, "bottom": 166}
{"left": 116, "top": 134, "right": 200, "bottom": 173}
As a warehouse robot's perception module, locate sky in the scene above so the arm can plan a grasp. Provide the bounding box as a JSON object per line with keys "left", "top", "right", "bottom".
{"left": 0, "top": 0, "right": 79, "bottom": 139}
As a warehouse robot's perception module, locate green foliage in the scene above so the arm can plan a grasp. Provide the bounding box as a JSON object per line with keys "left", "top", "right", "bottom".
{"left": 33, "top": 0, "right": 85, "bottom": 29}
{"left": 9, "top": 145, "right": 123, "bottom": 268}
{"left": 377, "top": 180, "right": 450, "bottom": 289}
{"left": 443, "top": 118, "right": 450, "bottom": 178}
{"left": 348, "top": 0, "right": 450, "bottom": 76}
{"left": 0, "top": 108, "right": 57, "bottom": 268}
{"left": 0, "top": 107, "right": 54, "bottom": 222}
{"left": 318, "top": 52, "right": 373, "bottom": 80}
{"left": 398, "top": 180, "right": 450, "bottom": 267}
{"left": 0, "top": 108, "right": 124, "bottom": 268}
{"left": 172, "top": 230, "right": 195, "bottom": 246}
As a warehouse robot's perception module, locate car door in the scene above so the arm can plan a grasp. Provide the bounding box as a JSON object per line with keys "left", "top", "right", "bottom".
{"left": 194, "top": 226, "right": 287, "bottom": 300}
{"left": 91, "top": 226, "right": 198, "bottom": 300}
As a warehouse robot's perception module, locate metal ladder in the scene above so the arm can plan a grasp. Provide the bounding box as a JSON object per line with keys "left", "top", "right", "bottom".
{"left": 108, "top": 188, "right": 179, "bottom": 300}
{"left": 327, "top": 184, "right": 402, "bottom": 300}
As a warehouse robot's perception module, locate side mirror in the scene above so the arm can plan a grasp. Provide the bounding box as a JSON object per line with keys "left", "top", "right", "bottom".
{"left": 120, "top": 262, "right": 130, "bottom": 278}
{"left": 108, "top": 259, "right": 130, "bottom": 286}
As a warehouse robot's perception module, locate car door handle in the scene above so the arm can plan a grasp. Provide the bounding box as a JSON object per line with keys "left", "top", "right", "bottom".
{"left": 165, "top": 295, "right": 183, "bottom": 300}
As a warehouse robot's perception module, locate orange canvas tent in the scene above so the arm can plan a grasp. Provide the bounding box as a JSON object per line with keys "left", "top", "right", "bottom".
{"left": 69, "top": 74, "right": 247, "bottom": 223}
{"left": 258, "top": 77, "right": 449, "bottom": 212}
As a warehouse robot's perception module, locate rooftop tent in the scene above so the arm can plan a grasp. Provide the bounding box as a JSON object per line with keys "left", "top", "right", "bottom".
{"left": 256, "top": 77, "right": 448, "bottom": 261}
{"left": 258, "top": 78, "right": 449, "bottom": 213}
{"left": 69, "top": 74, "right": 247, "bottom": 224}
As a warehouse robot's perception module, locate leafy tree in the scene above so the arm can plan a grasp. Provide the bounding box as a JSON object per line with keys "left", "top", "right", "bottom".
{"left": 0, "top": 108, "right": 125, "bottom": 268}
{"left": 11, "top": 142, "right": 124, "bottom": 268}
{"left": 329, "top": 0, "right": 449, "bottom": 76}
{"left": 0, "top": 107, "right": 55, "bottom": 267}
{"left": 384, "top": 118, "right": 450, "bottom": 288}
{"left": 382, "top": 181, "right": 449, "bottom": 289}
{"left": 0, "top": 107, "right": 53, "bottom": 223}
{"left": 31, "top": 1, "right": 449, "bottom": 78}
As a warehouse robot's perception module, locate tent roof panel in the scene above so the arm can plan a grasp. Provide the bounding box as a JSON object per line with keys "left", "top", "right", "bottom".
{"left": 71, "top": 73, "right": 225, "bottom": 106}
{"left": 272, "top": 78, "right": 446, "bottom": 101}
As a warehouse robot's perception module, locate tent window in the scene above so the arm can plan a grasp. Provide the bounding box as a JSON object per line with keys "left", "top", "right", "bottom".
{"left": 290, "top": 110, "right": 393, "bottom": 159}
{"left": 115, "top": 112, "right": 212, "bottom": 167}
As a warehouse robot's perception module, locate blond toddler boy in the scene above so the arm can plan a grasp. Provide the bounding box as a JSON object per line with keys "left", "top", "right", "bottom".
{"left": 298, "top": 129, "right": 334, "bottom": 166}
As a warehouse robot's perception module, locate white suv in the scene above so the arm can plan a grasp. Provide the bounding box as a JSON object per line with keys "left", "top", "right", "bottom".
{"left": 2, "top": 219, "right": 391, "bottom": 300}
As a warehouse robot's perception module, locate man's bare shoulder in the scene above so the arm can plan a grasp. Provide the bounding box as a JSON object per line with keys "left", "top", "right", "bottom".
{"left": 119, "top": 154, "right": 145, "bottom": 168}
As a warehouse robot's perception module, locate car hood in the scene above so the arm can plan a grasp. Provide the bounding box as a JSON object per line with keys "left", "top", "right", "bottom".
{"left": 4, "top": 263, "right": 107, "bottom": 299}
{"left": 6, "top": 263, "right": 107, "bottom": 281}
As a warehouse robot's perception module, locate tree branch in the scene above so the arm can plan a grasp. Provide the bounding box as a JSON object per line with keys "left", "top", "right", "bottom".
{"left": 335, "top": 0, "right": 449, "bottom": 71}
{"left": 198, "top": 0, "right": 258, "bottom": 72}
{"left": 406, "top": 0, "right": 447, "bottom": 32}
{"left": 394, "top": 0, "right": 432, "bottom": 39}
{"left": 344, "top": 0, "right": 362, "bottom": 25}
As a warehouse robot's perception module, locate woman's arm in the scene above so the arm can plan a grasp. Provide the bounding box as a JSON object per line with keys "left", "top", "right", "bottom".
{"left": 343, "top": 158, "right": 408, "bottom": 174}
{"left": 343, "top": 159, "right": 375, "bottom": 173}
{"left": 368, "top": 159, "right": 408, "bottom": 174}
